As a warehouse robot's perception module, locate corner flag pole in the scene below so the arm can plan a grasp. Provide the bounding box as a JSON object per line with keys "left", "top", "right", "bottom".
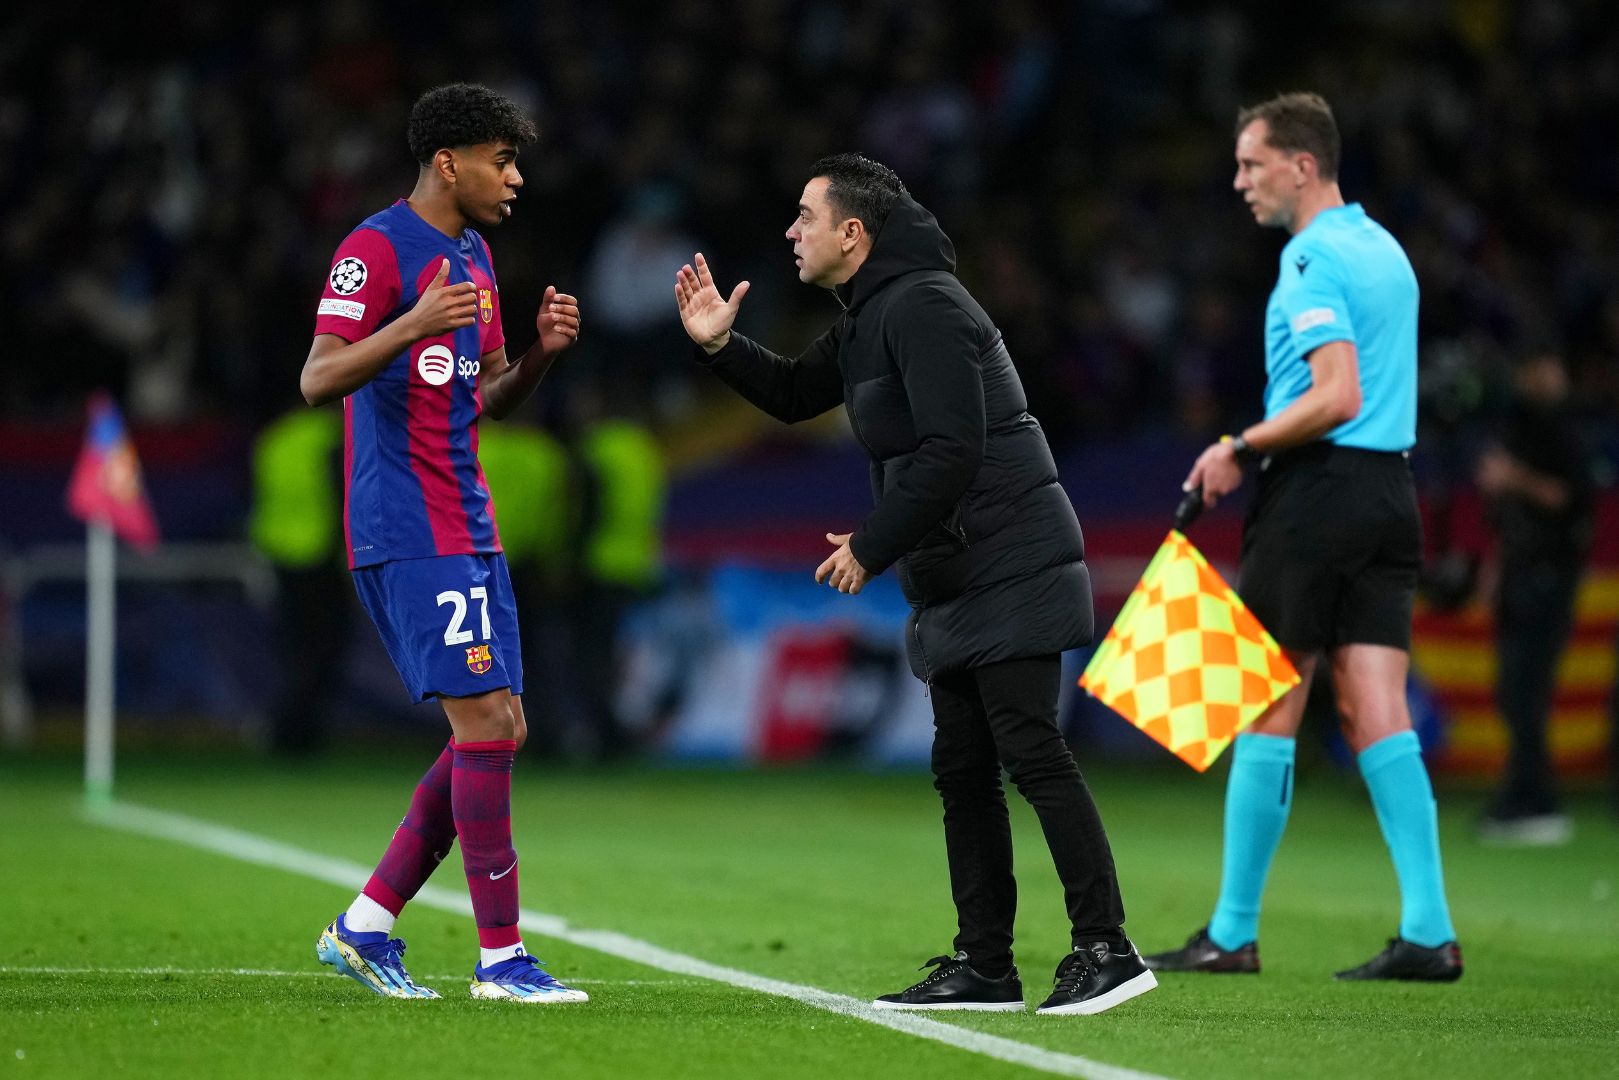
{"left": 67, "top": 393, "right": 159, "bottom": 803}
{"left": 85, "top": 520, "right": 117, "bottom": 803}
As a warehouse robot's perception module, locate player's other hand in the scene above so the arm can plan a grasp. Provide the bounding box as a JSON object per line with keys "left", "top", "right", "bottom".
{"left": 409, "top": 258, "right": 479, "bottom": 337}
{"left": 815, "top": 532, "right": 872, "bottom": 595}
{"left": 1184, "top": 440, "right": 1245, "bottom": 508}
{"left": 536, "top": 286, "right": 580, "bottom": 355}
{"left": 675, "top": 252, "right": 750, "bottom": 355}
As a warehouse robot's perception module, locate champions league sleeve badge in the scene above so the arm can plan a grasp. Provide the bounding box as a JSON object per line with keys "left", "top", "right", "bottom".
{"left": 330, "top": 257, "right": 368, "bottom": 295}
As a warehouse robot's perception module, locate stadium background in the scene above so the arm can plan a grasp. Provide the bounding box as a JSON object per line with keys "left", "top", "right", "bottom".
{"left": 1, "top": 0, "right": 1617, "bottom": 781}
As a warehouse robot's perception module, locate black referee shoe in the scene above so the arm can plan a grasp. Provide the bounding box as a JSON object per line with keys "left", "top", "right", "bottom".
{"left": 1036, "top": 940, "right": 1157, "bottom": 1015}
{"left": 872, "top": 951, "right": 1024, "bottom": 1011}
{"left": 1334, "top": 937, "right": 1463, "bottom": 982}
{"left": 1142, "top": 926, "right": 1261, "bottom": 973}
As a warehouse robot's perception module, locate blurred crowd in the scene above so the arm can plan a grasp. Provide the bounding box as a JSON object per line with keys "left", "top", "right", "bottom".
{"left": 4, "top": 1, "right": 1619, "bottom": 799}
{"left": 3, "top": 0, "right": 1616, "bottom": 452}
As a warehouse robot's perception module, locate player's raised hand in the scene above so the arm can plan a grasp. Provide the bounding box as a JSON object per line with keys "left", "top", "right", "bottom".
{"left": 536, "top": 286, "right": 580, "bottom": 355}
{"left": 675, "top": 252, "right": 750, "bottom": 355}
{"left": 409, "top": 258, "right": 478, "bottom": 337}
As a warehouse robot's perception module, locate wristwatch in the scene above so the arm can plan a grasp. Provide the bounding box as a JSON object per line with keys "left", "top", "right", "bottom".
{"left": 1224, "top": 434, "right": 1261, "bottom": 465}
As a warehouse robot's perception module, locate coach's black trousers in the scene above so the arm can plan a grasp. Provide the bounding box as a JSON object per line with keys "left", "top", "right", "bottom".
{"left": 929, "top": 655, "right": 1126, "bottom": 974}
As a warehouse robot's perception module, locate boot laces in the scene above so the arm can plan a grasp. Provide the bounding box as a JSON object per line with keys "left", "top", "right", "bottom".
{"left": 1053, "top": 949, "right": 1099, "bottom": 994}
{"left": 908, "top": 953, "right": 964, "bottom": 991}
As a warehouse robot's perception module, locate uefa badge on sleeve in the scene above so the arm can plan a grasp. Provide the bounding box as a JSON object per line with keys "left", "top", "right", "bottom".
{"left": 330, "top": 257, "right": 367, "bottom": 295}
{"left": 466, "top": 644, "right": 493, "bottom": 675}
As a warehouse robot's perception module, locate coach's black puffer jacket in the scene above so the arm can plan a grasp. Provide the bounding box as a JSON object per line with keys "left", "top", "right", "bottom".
{"left": 698, "top": 195, "right": 1093, "bottom": 680}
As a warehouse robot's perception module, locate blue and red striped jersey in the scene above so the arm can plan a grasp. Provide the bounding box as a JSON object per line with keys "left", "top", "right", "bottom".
{"left": 314, "top": 200, "right": 508, "bottom": 569}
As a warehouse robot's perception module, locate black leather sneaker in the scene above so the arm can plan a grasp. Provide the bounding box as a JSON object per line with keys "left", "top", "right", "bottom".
{"left": 1035, "top": 940, "right": 1157, "bottom": 1015}
{"left": 872, "top": 951, "right": 1024, "bottom": 1011}
{"left": 1333, "top": 937, "right": 1463, "bottom": 982}
{"left": 1142, "top": 926, "right": 1260, "bottom": 973}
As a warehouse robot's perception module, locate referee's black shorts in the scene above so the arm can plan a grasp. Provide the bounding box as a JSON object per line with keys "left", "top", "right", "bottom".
{"left": 1237, "top": 442, "right": 1420, "bottom": 653}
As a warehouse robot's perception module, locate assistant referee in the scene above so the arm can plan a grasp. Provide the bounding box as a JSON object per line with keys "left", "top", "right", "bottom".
{"left": 1144, "top": 92, "right": 1462, "bottom": 982}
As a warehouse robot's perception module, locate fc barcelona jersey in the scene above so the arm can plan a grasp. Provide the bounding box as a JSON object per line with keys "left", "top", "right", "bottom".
{"left": 314, "top": 200, "right": 507, "bottom": 568}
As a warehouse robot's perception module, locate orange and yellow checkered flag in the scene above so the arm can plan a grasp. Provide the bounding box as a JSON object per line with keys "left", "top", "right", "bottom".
{"left": 1080, "top": 529, "right": 1299, "bottom": 771}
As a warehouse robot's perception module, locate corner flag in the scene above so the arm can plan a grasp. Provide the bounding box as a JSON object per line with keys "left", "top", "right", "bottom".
{"left": 1079, "top": 529, "right": 1298, "bottom": 771}
{"left": 67, "top": 392, "right": 159, "bottom": 551}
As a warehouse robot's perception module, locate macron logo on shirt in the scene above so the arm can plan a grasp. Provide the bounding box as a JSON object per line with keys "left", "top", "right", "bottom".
{"left": 1291, "top": 307, "right": 1337, "bottom": 334}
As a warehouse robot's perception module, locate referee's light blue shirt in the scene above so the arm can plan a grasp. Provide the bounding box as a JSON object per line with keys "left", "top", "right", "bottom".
{"left": 1262, "top": 203, "right": 1418, "bottom": 452}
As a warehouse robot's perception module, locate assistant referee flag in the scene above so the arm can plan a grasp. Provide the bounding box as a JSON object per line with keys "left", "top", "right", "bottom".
{"left": 1080, "top": 530, "right": 1298, "bottom": 771}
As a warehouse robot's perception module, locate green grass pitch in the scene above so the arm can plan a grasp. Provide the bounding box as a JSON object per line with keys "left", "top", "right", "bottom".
{"left": 1, "top": 748, "right": 1616, "bottom": 1078}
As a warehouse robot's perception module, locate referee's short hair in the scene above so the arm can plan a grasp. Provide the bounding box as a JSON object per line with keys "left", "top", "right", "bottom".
{"left": 1237, "top": 93, "right": 1340, "bottom": 181}
{"left": 810, "top": 154, "right": 908, "bottom": 242}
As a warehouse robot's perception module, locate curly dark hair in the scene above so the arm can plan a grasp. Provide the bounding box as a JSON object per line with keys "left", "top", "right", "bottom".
{"left": 407, "top": 83, "right": 538, "bottom": 165}
{"left": 809, "top": 153, "right": 908, "bottom": 241}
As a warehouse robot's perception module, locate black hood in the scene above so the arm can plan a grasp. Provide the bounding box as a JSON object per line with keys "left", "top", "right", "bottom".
{"left": 834, "top": 194, "right": 957, "bottom": 313}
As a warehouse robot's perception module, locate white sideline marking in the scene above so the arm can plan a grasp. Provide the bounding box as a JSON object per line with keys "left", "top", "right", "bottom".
{"left": 86, "top": 801, "right": 1169, "bottom": 1080}
{"left": 2, "top": 966, "right": 330, "bottom": 978}
{"left": 0, "top": 967, "right": 689, "bottom": 985}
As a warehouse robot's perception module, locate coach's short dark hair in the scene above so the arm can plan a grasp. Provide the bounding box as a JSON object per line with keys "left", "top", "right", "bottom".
{"left": 408, "top": 83, "right": 538, "bottom": 165}
{"left": 1237, "top": 92, "right": 1341, "bottom": 181}
{"left": 809, "top": 154, "right": 908, "bottom": 241}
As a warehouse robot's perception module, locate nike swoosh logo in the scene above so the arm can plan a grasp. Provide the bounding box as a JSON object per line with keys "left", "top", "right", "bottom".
{"left": 489, "top": 860, "right": 517, "bottom": 881}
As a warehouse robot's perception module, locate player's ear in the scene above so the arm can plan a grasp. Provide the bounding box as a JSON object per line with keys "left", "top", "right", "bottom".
{"left": 433, "top": 148, "right": 457, "bottom": 185}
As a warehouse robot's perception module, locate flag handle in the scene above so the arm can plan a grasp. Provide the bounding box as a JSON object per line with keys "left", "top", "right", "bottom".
{"left": 1173, "top": 485, "right": 1204, "bottom": 532}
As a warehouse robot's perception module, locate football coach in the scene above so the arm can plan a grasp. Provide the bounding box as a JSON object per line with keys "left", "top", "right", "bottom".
{"left": 674, "top": 153, "right": 1155, "bottom": 1017}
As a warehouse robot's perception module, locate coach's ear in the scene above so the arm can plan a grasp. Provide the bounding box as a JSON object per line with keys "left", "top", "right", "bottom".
{"left": 839, "top": 216, "right": 867, "bottom": 256}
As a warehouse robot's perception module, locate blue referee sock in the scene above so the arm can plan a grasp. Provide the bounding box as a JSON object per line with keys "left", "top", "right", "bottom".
{"left": 1358, "top": 730, "right": 1456, "bottom": 947}
{"left": 1208, "top": 733, "right": 1296, "bottom": 951}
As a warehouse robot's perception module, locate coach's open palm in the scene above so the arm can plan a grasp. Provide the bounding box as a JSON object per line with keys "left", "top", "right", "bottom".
{"left": 675, "top": 252, "right": 750, "bottom": 354}
{"left": 536, "top": 285, "right": 581, "bottom": 356}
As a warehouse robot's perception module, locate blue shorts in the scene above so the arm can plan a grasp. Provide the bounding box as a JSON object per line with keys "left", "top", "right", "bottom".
{"left": 353, "top": 553, "right": 524, "bottom": 703}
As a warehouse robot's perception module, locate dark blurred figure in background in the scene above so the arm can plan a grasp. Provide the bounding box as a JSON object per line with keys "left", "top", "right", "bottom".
{"left": 1476, "top": 349, "right": 1594, "bottom": 845}
{"left": 247, "top": 402, "right": 346, "bottom": 757}
{"left": 476, "top": 410, "right": 575, "bottom": 757}
{"left": 561, "top": 379, "right": 666, "bottom": 761}
{"left": 582, "top": 183, "right": 700, "bottom": 394}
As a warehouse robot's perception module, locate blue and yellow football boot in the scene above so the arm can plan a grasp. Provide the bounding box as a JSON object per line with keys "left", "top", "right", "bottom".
{"left": 316, "top": 914, "right": 440, "bottom": 999}
{"left": 469, "top": 952, "right": 588, "bottom": 1003}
